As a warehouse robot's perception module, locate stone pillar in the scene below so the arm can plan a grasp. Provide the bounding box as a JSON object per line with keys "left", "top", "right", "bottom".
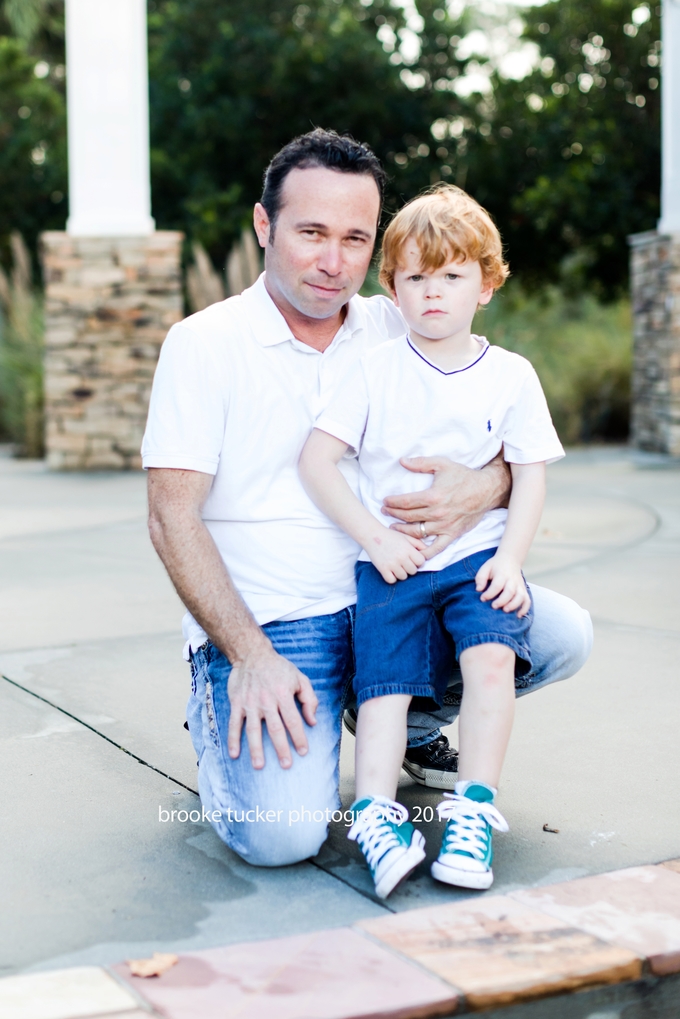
{"left": 629, "top": 1, "right": 680, "bottom": 455}
{"left": 41, "top": 0, "right": 183, "bottom": 470}
{"left": 629, "top": 232, "right": 680, "bottom": 455}
{"left": 41, "top": 232, "right": 183, "bottom": 470}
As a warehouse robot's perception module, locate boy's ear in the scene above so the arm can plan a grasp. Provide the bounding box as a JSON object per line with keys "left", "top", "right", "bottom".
{"left": 478, "top": 283, "right": 494, "bottom": 307}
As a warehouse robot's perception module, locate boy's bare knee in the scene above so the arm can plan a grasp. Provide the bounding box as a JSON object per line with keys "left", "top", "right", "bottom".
{"left": 461, "top": 642, "right": 515, "bottom": 672}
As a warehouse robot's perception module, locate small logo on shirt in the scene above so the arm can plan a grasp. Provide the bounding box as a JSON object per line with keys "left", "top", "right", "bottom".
{"left": 487, "top": 420, "right": 492, "bottom": 432}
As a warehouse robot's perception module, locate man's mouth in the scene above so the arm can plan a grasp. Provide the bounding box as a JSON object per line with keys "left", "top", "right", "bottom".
{"left": 305, "top": 281, "right": 344, "bottom": 297}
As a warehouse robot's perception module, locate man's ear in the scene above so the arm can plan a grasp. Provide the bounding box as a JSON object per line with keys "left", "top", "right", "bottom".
{"left": 253, "top": 204, "right": 271, "bottom": 249}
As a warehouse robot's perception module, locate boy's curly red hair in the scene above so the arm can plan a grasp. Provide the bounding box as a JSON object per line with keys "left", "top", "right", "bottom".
{"left": 379, "top": 184, "right": 510, "bottom": 293}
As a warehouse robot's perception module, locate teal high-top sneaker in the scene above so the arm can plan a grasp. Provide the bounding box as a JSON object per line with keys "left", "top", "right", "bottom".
{"left": 348, "top": 796, "right": 426, "bottom": 899}
{"left": 431, "top": 781, "right": 509, "bottom": 890}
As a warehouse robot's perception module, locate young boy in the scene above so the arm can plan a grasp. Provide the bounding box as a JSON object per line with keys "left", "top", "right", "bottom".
{"left": 299, "top": 185, "right": 564, "bottom": 899}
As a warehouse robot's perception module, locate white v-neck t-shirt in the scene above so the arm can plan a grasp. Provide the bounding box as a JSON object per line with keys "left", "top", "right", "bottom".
{"left": 141, "top": 275, "right": 406, "bottom": 649}
{"left": 315, "top": 334, "right": 565, "bottom": 573}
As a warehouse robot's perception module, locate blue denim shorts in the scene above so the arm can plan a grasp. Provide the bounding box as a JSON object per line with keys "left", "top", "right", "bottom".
{"left": 353, "top": 548, "right": 533, "bottom": 708}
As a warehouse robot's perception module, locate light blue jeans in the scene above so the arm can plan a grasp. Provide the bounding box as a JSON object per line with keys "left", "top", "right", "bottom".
{"left": 186, "top": 585, "right": 592, "bottom": 867}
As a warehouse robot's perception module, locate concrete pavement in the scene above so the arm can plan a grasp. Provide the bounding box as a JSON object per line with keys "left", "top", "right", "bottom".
{"left": 1, "top": 445, "right": 679, "bottom": 976}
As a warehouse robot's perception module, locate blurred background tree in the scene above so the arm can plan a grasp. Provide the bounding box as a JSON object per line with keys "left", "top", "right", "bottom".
{"left": 0, "top": 0, "right": 662, "bottom": 447}
{"left": 0, "top": 0, "right": 67, "bottom": 256}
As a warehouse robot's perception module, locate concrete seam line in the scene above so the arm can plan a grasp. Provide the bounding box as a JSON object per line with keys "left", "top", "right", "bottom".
{"left": 1, "top": 672, "right": 199, "bottom": 796}
{"left": 2, "top": 672, "right": 399, "bottom": 913}
{"left": 308, "top": 858, "right": 396, "bottom": 913}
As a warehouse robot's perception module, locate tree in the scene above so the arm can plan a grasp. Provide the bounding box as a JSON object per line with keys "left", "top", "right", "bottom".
{"left": 0, "top": 1, "right": 66, "bottom": 260}
{"left": 0, "top": 35, "right": 66, "bottom": 259}
{"left": 437, "top": 0, "right": 661, "bottom": 296}
{"left": 146, "top": 0, "right": 468, "bottom": 260}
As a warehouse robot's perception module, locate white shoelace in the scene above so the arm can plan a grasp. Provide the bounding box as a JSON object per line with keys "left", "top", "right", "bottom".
{"left": 348, "top": 799, "right": 409, "bottom": 870}
{"left": 437, "top": 792, "right": 509, "bottom": 861}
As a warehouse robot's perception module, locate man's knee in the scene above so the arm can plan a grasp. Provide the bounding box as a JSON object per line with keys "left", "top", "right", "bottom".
{"left": 213, "top": 814, "right": 329, "bottom": 868}
{"left": 529, "top": 584, "right": 594, "bottom": 685}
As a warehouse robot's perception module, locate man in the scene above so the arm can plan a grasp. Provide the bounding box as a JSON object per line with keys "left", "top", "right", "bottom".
{"left": 143, "top": 129, "right": 592, "bottom": 867}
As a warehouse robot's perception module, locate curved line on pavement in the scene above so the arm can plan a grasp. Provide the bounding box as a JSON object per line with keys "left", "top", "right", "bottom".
{"left": 527, "top": 490, "right": 662, "bottom": 581}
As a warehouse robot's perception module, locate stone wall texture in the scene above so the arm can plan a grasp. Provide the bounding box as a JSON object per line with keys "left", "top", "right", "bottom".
{"left": 41, "top": 231, "right": 183, "bottom": 470}
{"left": 629, "top": 230, "right": 680, "bottom": 456}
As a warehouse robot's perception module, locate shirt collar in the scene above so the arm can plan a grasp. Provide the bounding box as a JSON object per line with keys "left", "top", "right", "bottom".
{"left": 239, "top": 273, "right": 366, "bottom": 350}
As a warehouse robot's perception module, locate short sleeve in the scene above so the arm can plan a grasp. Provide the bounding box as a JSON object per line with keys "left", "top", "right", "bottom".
{"left": 141, "top": 323, "right": 227, "bottom": 474}
{"left": 501, "top": 363, "right": 565, "bottom": 465}
{"left": 314, "top": 361, "right": 370, "bottom": 455}
{"left": 363, "top": 293, "right": 407, "bottom": 339}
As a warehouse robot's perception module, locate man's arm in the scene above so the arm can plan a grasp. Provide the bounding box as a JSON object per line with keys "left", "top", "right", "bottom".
{"left": 383, "top": 449, "right": 511, "bottom": 560}
{"left": 147, "top": 468, "right": 318, "bottom": 770}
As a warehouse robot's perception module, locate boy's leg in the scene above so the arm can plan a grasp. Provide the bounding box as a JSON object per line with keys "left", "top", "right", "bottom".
{"left": 406, "top": 583, "right": 593, "bottom": 744}
{"left": 457, "top": 644, "right": 515, "bottom": 787}
{"left": 185, "top": 609, "right": 351, "bottom": 868}
{"left": 348, "top": 563, "right": 442, "bottom": 897}
{"left": 354, "top": 694, "right": 411, "bottom": 801}
{"left": 431, "top": 556, "right": 526, "bottom": 889}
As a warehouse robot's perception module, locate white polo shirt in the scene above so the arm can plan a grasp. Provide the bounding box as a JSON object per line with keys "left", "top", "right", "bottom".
{"left": 141, "top": 274, "right": 405, "bottom": 649}
{"left": 316, "top": 334, "right": 565, "bottom": 573}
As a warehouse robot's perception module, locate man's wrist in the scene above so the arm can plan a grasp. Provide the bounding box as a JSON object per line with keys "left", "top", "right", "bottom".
{"left": 481, "top": 456, "right": 511, "bottom": 511}
{"left": 223, "top": 627, "right": 273, "bottom": 667}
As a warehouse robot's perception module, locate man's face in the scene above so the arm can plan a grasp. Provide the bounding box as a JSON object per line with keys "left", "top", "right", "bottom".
{"left": 253, "top": 166, "right": 380, "bottom": 320}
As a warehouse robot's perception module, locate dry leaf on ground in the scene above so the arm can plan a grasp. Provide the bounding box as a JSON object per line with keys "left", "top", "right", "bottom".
{"left": 127, "top": 952, "right": 179, "bottom": 977}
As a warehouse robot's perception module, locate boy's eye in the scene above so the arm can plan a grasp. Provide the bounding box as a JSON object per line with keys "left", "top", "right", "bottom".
{"left": 445, "top": 273, "right": 460, "bottom": 280}
{"left": 408, "top": 274, "right": 423, "bottom": 282}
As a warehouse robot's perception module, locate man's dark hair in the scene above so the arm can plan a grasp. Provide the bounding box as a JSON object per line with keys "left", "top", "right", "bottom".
{"left": 261, "top": 128, "right": 386, "bottom": 233}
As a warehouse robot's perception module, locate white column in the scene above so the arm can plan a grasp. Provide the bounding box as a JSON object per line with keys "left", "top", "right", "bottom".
{"left": 65, "top": 0, "right": 155, "bottom": 236}
{"left": 659, "top": 0, "right": 680, "bottom": 234}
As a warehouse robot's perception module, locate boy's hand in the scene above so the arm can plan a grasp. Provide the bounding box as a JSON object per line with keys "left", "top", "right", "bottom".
{"left": 475, "top": 552, "right": 531, "bottom": 617}
{"left": 365, "top": 528, "right": 426, "bottom": 584}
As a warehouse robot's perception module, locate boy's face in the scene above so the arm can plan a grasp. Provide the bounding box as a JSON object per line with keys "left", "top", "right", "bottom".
{"left": 391, "top": 243, "right": 494, "bottom": 342}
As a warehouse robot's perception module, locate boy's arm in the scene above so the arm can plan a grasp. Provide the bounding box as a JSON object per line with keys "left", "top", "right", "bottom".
{"left": 475, "top": 461, "right": 546, "bottom": 616}
{"left": 299, "top": 429, "right": 426, "bottom": 583}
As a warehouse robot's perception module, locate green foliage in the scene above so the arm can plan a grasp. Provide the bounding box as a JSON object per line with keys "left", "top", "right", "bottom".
{"left": 475, "top": 283, "right": 631, "bottom": 443}
{"left": 0, "top": 35, "right": 67, "bottom": 259}
{"left": 0, "top": 233, "right": 44, "bottom": 456}
{"left": 456, "top": 0, "right": 660, "bottom": 298}
{"left": 147, "top": 0, "right": 464, "bottom": 259}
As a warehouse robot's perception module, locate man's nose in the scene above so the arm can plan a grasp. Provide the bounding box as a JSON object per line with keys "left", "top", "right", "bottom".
{"left": 317, "top": 240, "right": 343, "bottom": 276}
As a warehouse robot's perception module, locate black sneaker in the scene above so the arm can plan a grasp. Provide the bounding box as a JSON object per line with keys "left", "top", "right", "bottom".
{"left": 342, "top": 709, "right": 459, "bottom": 791}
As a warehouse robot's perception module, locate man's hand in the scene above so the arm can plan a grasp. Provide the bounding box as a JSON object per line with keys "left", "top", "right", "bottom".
{"left": 227, "top": 646, "right": 318, "bottom": 770}
{"left": 383, "top": 453, "right": 511, "bottom": 560}
{"left": 475, "top": 552, "right": 531, "bottom": 616}
{"left": 364, "top": 527, "right": 426, "bottom": 584}
{"left": 148, "top": 468, "right": 318, "bottom": 772}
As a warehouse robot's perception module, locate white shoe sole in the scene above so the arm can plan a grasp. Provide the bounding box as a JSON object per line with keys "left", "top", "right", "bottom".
{"left": 375, "top": 832, "right": 426, "bottom": 899}
{"left": 431, "top": 858, "right": 494, "bottom": 890}
{"left": 401, "top": 759, "right": 457, "bottom": 791}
